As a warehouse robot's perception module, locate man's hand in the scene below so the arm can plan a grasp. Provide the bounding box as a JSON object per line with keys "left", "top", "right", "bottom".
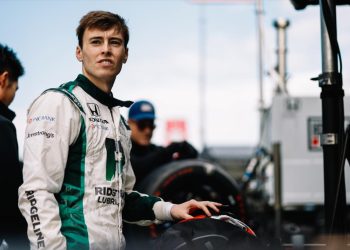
{"left": 170, "top": 199, "right": 222, "bottom": 220}
{"left": 166, "top": 141, "right": 198, "bottom": 160}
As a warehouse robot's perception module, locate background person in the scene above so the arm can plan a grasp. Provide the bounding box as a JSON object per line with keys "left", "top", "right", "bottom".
{"left": 0, "top": 43, "right": 27, "bottom": 249}
{"left": 18, "top": 11, "right": 220, "bottom": 250}
{"left": 128, "top": 100, "right": 198, "bottom": 185}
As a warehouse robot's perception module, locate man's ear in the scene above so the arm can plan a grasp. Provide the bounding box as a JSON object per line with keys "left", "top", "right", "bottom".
{"left": 123, "top": 48, "right": 129, "bottom": 64}
{"left": 76, "top": 46, "right": 83, "bottom": 62}
{"left": 0, "top": 71, "right": 9, "bottom": 89}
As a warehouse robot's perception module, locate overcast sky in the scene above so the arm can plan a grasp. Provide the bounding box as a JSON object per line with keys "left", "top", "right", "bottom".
{"left": 2, "top": 0, "right": 350, "bottom": 158}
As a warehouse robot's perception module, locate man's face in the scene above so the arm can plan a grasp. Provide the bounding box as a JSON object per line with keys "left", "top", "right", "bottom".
{"left": 129, "top": 119, "right": 156, "bottom": 146}
{"left": 0, "top": 71, "right": 18, "bottom": 106}
{"left": 76, "top": 27, "right": 128, "bottom": 86}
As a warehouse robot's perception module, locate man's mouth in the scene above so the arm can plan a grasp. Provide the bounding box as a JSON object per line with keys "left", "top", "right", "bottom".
{"left": 98, "top": 59, "right": 113, "bottom": 65}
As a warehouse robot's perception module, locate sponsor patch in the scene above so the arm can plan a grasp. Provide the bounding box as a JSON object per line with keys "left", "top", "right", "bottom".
{"left": 89, "top": 116, "right": 109, "bottom": 131}
{"left": 94, "top": 186, "right": 125, "bottom": 206}
{"left": 27, "top": 131, "right": 55, "bottom": 139}
{"left": 27, "top": 115, "right": 55, "bottom": 124}
{"left": 87, "top": 103, "right": 101, "bottom": 117}
{"left": 25, "top": 191, "right": 45, "bottom": 248}
{"left": 90, "top": 123, "right": 108, "bottom": 131}
{"left": 89, "top": 117, "right": 109, "bottom": 124}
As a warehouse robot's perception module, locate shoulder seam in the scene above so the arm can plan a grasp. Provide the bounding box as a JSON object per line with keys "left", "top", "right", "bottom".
{"left": 43, "top": 87, "right": 85, "bottom": 114}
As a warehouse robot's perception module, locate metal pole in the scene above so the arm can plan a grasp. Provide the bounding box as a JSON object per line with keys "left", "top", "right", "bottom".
{"left": 199, "top": 5, "right": 207, "bottom": 150}
{"left": 318, "top": 0, "right": 347, "bottom": 235}
{"left": 273, "top": 18, "right": 290, "bottom": 94}
{"left": 273, "top": 143, "right": 282, "bottom": 239}
{"left": 256, "top": 0, "right": 265, "bottom": 141}
{"left": 256, "top": 0, "right": 264, "bottom": 109}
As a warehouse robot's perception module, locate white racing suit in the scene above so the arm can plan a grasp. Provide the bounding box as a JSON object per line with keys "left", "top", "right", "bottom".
{"left": 18, "top": 74, "right": 173, "bottom": 250}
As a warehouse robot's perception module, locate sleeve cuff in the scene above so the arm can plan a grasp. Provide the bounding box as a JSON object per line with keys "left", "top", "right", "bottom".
{"left": 153, "top": 201, "right": 175, "bottom": 221}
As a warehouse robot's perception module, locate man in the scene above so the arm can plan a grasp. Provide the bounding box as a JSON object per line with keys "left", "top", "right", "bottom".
{"left": 128, "top": 100, "right": 198, "bottom": 185}
{"left": 0, "top": 44, "right": 27, "bottom": 249}
{"left": 18, "top": 11, "right": 220, "bottom": 250}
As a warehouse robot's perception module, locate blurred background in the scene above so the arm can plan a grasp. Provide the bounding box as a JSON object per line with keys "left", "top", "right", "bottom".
{"left": 2, "top": 0, "right": 350, "bottom": 158}
{"left": 3, "top": 0, "right": 350, "bottom": 247}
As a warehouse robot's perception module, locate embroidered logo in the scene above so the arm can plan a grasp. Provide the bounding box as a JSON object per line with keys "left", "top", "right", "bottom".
{"left": 87, "top": 103, "right": 101, "bottom": 117}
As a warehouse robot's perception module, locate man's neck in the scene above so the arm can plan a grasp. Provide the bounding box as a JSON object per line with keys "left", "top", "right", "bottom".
{"left": 82, "top": 72, "right": 115, "bottom": 93}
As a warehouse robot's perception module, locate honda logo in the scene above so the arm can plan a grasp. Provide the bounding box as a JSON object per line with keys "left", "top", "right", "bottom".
{"left": 87, "top": 103, "right": 101, "bottom": 117}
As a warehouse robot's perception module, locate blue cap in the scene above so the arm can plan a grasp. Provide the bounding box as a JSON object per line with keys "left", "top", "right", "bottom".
{"left": 128, "top": 100, "right": 156, "bottom": 121}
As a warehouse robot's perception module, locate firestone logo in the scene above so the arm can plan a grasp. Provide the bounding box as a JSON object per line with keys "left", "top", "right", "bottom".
{"left": 27, "top": 131, "right": 55, "bottom": 139}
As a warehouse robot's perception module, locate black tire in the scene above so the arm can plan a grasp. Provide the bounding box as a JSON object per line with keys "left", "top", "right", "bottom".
{"left": 139, "top": 158, "right": 246, "bottom": 223}
{"left": 125, "top": 159, "right": 247, "bottom": 250}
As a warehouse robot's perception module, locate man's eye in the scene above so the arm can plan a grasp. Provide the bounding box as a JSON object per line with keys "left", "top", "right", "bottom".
{"left": 111, "top": 40, "right": 122, "bottom": 46}
{"left": 91, "top": 40, "right": 101, "bottom": 45}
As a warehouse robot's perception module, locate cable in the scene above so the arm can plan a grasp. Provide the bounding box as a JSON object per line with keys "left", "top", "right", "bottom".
{"left": 330, "top": 124, "right": 349, "bottom": 234}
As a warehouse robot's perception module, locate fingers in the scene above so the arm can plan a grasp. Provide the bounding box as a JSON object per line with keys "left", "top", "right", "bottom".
{"left": 199, "top": 201, "right": 222, "bottom": 216}
{"left": 170, "top": 200, "right": 223, "bottom": 221}
{"left": 208, "top": 202, "right": 222, "bottom": 213}
{"left": 189, "top": 200, "right": 222, "bottom": 217}
{"left": 199, "top": 203, "right": 212, "bottom": 217}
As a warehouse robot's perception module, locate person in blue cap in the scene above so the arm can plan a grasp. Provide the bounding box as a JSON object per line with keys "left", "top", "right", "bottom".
{"left": 128, "top": 100, "right": 198, "bottom": 185}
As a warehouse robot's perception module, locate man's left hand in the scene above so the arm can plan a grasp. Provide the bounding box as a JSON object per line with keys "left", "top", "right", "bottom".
{"left": 170, "top": 200, "right": 222, "bottom": 220}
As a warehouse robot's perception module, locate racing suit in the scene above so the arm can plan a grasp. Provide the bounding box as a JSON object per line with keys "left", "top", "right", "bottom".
{"left": 18, "top": 74, "right": 174, "bottom": 250}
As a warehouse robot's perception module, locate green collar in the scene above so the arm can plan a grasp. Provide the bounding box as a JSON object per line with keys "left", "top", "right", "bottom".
{"left": 75, "top": 74, "right": 133, "bottom": 108}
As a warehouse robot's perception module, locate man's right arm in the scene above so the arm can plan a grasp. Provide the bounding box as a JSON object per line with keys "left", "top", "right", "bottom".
{"left": 18, "top": 92, "right": 80, "bottom": 249}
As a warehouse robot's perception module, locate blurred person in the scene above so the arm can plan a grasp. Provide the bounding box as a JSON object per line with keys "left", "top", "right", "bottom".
{"left": 128, "top": 100, "right": 198, "bottom": 184}
{"left": 0, "top": 44, "right": 28, "bottom": 249}
{"left": 18, "top": 11, "right": 221, "bottom": 250}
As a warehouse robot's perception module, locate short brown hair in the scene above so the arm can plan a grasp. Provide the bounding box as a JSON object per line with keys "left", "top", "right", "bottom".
{"left": 76, "top": 11, "right": 129, "bottom": 49}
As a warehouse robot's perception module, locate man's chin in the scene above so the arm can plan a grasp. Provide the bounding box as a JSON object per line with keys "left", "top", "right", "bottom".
{"left": 98, "top": 73, "right": 117, "bottom": 82}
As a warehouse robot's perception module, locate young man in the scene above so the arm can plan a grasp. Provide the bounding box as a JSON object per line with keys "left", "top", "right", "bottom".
{"left": 18, "top": 11, "right": 221, "bottom": 250}
{"left": 128, "top": 100, "right": 198, "bottom": 185}
{"left": 0, "top": 43, "right": 27, "bottom": 249}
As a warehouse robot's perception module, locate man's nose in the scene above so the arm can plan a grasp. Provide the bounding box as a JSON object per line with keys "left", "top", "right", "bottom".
{"left": 102, "top": 41, "right": 111, "bottom": 53}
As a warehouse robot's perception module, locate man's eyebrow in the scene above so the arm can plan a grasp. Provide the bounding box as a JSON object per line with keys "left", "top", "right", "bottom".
{"left": 110, "top": 37, "right": 123, "bottom": 41}
{"left": 88, "top": 36, "right": 123, "bottom": 41}
{"left": 89, "top": 36, "right": 103, "bottom": 40}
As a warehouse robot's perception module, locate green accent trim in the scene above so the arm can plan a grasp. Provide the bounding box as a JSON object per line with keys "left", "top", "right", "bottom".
{"left": 53, "top": 84, "right": 89, "bottom": 249}
{"left": 44, "top": 87, "right": 85, "bottom": 114}
{"left": 105, "top": 138, "right": 116, "bottom": 181}
{"left": 120, "top": 115, "right": 130, "bottom": 130}
{"left": 123, "top": 192, "right": 161, "bottom": 222}
{"left": 57, "top": 117, "right": 89, "bottom": 250}
{"left": 67, "top": 83, "right": 76, "bottom": 92}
